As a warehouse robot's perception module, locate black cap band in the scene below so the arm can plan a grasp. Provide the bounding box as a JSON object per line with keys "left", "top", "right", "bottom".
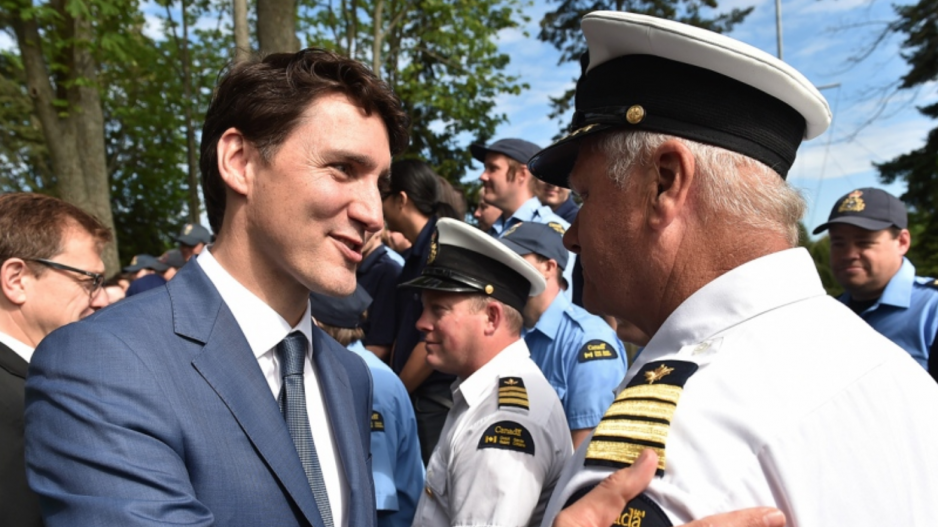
{"left": 530, "top": 54, "right": 808, "bottom": 186}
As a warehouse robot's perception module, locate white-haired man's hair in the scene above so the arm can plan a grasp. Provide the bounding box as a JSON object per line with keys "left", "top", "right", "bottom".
{"left": 585, "top": 130, "right": 806, "bottom": 246}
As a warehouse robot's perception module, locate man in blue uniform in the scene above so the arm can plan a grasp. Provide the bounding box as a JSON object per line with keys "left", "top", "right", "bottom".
{"left": 309, "top": 286, "right": 424, "bottom": 527}
{"left": 499, "top": 222, "right": 627, "bottom": 448}
{"left": 357, "top": 228, "right": 403, "bottom": 361}
{"left": 814, "top": 187, "right": 938, "bottom": 374}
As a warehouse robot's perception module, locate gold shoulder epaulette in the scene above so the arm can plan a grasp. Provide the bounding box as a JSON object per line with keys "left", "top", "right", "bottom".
{"left": 498, "top": 377, "right": 528, "bottom": 410}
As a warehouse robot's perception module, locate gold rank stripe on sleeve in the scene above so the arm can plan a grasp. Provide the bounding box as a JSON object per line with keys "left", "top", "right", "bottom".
{"left": 585, "top": 360, "right": 698, "bottom": 476}
{"left": 498, "top": 376, "right": 529, "bottom": 410}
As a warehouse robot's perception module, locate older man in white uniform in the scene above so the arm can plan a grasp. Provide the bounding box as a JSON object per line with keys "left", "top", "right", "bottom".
{"left": 527, "top": 11, "right": 938, "bottom": 527}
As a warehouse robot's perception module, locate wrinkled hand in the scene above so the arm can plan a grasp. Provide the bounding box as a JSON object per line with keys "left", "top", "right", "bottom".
{"left": 553, "top": 450, "right": 786, "bottom": 527}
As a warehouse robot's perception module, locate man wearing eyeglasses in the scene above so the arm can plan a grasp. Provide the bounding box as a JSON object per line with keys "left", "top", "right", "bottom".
{"left": 0, "top": 192, "right": 110, "bottom": 527}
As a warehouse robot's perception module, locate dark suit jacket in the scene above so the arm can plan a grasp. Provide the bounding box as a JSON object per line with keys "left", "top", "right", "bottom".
{"left": 25, "top": 262, "right": 376, "bottom": 526}
{"left": 0, "top": 341, "right": 43, "bottom": 527}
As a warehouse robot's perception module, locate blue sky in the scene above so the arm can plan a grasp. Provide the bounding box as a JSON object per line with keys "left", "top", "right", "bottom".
{"left": 486, "top": 0, "right": 936, "bottom": 235}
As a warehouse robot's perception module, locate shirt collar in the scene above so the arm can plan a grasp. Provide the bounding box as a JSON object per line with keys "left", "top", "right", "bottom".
{"left": 0, "top": 331, "right": 34, "bottom": 363}
{"left": 637, "top": 248, "right": 824, "bottom": 365}
{"left": 876, "top": 257, "right": 915, "bottom": 309}
{"left": 197, "top": 247, "right": 312, "bottom": 359}
{"left": 454, "top": 338, "right": 530, "bottom": 408}
{"left": 530, "top": 292, "right": 568, "bottom": 340}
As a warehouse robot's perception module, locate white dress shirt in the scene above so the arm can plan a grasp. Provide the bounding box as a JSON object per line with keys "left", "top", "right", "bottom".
{"left": 0, "top": 330, "right": 34, "bottom": 363}
{"left": 541, "top": 248, "right": 938, "bottom": 526}
{"left": 413, "top": 339, "right": 571, "bottom": 527}
{"left": 197, "top": 248, "right": 348, "bottom": 526}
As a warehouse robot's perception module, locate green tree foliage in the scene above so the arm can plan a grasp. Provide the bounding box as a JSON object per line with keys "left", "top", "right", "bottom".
{"left": 299, "top": 0, "right": 527, "bottom": 184}
{"left": 0, "top": 51, "right": 53, "bottom": 193}
{"left": 875, "top": 0, "right": 938, "bottom": 278}
{"left": 537, "top": 0, "right": 753, "bottom": 133}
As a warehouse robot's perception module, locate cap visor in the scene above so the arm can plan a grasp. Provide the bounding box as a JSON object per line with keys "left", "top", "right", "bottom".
{"left": 528, "top": 124, "right": 612, "bottom": 188}
{"left": 398, "top": 274, "right": 482, "bottom": 294}
{"left": 470, "top": 144, "right": 489, "bottom": 164}
{"left": 812, "top": 216, "right": 895, "bottom": 235}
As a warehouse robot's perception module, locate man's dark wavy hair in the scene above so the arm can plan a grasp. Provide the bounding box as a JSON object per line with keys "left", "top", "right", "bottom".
{"left": 200, "top": 48, "right": 410, "bottom": 233}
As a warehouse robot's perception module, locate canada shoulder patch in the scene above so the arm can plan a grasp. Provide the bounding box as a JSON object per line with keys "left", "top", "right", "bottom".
{"left": 477, "top": 420, "right": 535, "bottom": 455}
{"left": 564, "top": 487, "right": 672, "bottom": 527}
{"left": 577, "top": 340, "right": 619, "bottom": 363}
{"left": 370, "top": 411, "right": 385, "bottom": 432}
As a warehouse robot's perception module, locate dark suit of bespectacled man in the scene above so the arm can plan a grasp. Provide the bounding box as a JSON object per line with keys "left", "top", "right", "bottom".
{"left": 0, "top": 192, "right": 112, "bottom": 527}
{"left": 24, "top": 49, "right": 411, "bottom": 527}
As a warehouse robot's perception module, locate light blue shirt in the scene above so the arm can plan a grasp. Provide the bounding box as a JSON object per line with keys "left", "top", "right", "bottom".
{"left": 523, "top": 293, "right": 628, "bottom": 431}
{"left": 347, "top": 341, "right": 425, "bottom": 527}
{"left": 839, "top": 257, "right": 938, "bottom": 370}
{"left": 490, "top": 197, "right": 576, "bottom": 299}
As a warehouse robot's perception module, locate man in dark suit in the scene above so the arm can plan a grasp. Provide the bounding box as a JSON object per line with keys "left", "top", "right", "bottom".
{"left": 25, "top": 49, "right": 409, "bottom": 526}
{"left": 0, "top": 193, "right": 111, "bottom": 527}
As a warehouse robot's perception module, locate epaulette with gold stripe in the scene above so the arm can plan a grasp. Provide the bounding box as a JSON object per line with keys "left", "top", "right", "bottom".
{"left": 498, "top": 377, "right": 528, "bottom": 410}
{"left": 584, "top": 360, "right": 698, "bottom": 476}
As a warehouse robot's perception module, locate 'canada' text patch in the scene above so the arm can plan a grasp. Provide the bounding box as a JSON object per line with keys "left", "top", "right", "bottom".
{"left": 477, "top": 420, "right": 535, "bottom": 455}
{"left": 578, "top": 340, "right": 619, "bottom": 363}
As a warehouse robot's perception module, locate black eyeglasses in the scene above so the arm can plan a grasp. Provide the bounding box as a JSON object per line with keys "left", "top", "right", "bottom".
{"left": 28, "top": 258, "right": 105, "bottom": 297}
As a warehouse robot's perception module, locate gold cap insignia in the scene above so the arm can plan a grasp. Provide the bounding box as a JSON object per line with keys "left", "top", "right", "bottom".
{"left": 183, "top": 223, "right": 194, "bottom": 235}
{"left": 484, "top": 284, "right": 494, "bottom": 295}
{"left": 644, "top": 364, "right": 674, "bottom": 384}
{"left": 838, "top": 190, "right": 866, "bottom": 213}
{"left": 503, "top": 222, "right": 523, "bottom": 238}
{"left": 130, "top": 256, "right": 138, "bottom": 265}
{"left": 558, "top": 123, "right": 600, "bottom": 143}
{"left": 547, "top": 222, "right": 566, "bottom": 235}
{"left": 427, "top": 232, "right": 438, "bottom": 264}
{"left": 626, "top": 105, "right": 645, "bottom": 124}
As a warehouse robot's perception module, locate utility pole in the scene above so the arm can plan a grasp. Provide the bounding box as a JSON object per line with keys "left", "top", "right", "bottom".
{"left": 775, "top": 0, "right": 784, "bottom": 60}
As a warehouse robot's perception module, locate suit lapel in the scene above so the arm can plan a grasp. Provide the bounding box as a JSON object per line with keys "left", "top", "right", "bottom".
{"left": 0, "top": 341, "right": 28, "bottom": 380}
{"left": 170, "top": 263, "right": 326, "bottom": 527}
{"left": 311, "top": 329, "right": 371, "bottom": 527}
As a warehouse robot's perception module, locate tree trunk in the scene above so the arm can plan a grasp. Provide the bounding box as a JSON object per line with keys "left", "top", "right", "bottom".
{"left": 180, "top": 0, "right": 201, "bottom": 224}
{"left": 11, "top": 1, "right": 120, "bottom": 274}
{"left": 257, "top": 0, "right": 300, "bottom": 55}
{"left": 233, "top": 0, "right": 250, "bottom": 62}
{"left": 372, "top": 0, "right": 384, "bottom": 76}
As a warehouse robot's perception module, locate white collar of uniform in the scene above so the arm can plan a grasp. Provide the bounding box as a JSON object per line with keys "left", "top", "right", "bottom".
{"left": 455, "top": 338, "right": 530, "bottom": 408}
{"left": 197, "top": 247, "right": 312, "bottom": 360}
{"left": 637, "top": 247, "right": 823, "bottom": 364}
{"left": 0, "top": 330, "right": 34, "bottom": 363}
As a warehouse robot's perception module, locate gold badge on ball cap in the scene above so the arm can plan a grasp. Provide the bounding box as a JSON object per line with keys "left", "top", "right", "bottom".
{"left": 427, "top": 231, "right": 438, "bottom": 264}
{"left": 838, "top": 190, "right": 866, "bottom": 213}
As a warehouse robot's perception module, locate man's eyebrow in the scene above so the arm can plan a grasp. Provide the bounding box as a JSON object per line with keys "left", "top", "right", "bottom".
{"left": 325, "top": 149, "right": 379, "bottom": 169}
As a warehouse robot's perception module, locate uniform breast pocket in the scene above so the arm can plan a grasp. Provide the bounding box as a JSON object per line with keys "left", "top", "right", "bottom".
{"left": 423, "top": 453, "right": 448, "bottom": 503}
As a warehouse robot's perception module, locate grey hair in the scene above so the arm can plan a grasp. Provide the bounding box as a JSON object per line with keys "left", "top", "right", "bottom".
{"left": 467, "top": 294, "right": 524, "bottom": 336}
{"left": 585, "top": 130, "right": 806, "bottom": 246}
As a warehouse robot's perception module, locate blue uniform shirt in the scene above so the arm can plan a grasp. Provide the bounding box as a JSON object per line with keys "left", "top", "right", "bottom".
{"left": 552, "top": 196, "right": 580, "bottom": 224}
{"left": 839, "top": 257, "right": 938, "bottom": 370}
{"left": 348, "top": 341, "right": 425, "bottom": 527}
{"left": 357, "top": 245, "right": 403, "bottom": 347}
{"left": 523, "top": 293, "right": 628, "bottom": 431}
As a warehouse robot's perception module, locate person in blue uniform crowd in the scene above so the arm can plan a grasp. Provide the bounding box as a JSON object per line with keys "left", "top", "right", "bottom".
{"left": 357, "top": 227, "right": 403, "bottom": 361}
{"left": 814, "top": 187, "right": 938, "bottom": 377}
{"left": 534, "top": 177, "right": 579, "bottom": 224}
{"left": 309, "top": 286, "right": 424, "bottom": 527}
{"left": 123, "top": 254, "right": 169, "bottom": 297}
{"left": 472, "top": 138, "right": 577, "bottom": 300}
{"left": 499, "top": 222, "right": 627, "bottom": 448}
{"left": 381, "top": 159, "right": 460, "bottom": 464}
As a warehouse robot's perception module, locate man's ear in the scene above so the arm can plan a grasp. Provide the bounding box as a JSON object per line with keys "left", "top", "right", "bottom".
{"left": 0, "top": 259, "right": 30, "bottom": 306}
{"left": 217, "top": 127, "right": 252, "bottom": 197}
{"left": 897, "top": 229, "right": 912, "bottom": 255}
{"left": 483, "top": 300, "right": 502, "bottom": 336}
{"left": 648, "top": 139, "right": 696, "bottom": 232}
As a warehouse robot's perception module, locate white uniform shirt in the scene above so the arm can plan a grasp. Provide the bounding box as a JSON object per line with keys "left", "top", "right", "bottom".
{"left": 542, "top": 248, "right": 938, "bottom": 526}
{"left": 414, "top": 339, "right": 571, "bottom": 527}
{"left": 197, "top": 249, "right": 348, "bottom": 526}
{"left": 0, "top": 330, "right": 34, "bottom": 363}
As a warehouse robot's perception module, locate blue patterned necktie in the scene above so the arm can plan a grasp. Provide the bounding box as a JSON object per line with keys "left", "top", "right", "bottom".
{"left": 277, "top": 331, "right": 334, "bottom": 527}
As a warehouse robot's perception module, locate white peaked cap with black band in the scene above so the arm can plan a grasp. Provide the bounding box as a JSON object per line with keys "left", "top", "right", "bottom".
{"left": 399, "top": 218, "right": 546, "bottom": 313}
{"left": 528, "top": 11, "right": 833, "bottom": 187}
